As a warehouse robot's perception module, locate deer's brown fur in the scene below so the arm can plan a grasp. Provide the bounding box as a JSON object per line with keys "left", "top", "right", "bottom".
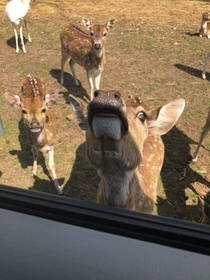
{"left": 4, "top": 74, "right": 62, "bottom": 194}
{"left": 199, "top": 11, "right": 210, "bottom": 38}
{"left": 60, "top": 18, "right": 115, "bottom": 100}
{"left": 69, "top": 91, "right": 185, "bottom": 214}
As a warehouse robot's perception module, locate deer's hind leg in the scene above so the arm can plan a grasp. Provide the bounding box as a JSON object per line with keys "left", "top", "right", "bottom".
{"left": 60, "top": 50, "right": 69, "bottom": 85}
{"left": 69, "top": 59, "right": 80, "bottom": 87}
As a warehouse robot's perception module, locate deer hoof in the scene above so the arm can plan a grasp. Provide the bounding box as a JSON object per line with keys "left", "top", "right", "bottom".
{"left": 202, "top": 73, "right": 206, "bottom": 80}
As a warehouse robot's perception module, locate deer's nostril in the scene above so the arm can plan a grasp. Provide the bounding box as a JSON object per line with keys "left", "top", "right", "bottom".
{"left": 94, "top": 90, "right": 99, "bottom": 98}
{"left": 95, "top": 43, "right": 101, "bottom": 50}
{"left": 114, "top": 91, "right": 121, "bottom": 99}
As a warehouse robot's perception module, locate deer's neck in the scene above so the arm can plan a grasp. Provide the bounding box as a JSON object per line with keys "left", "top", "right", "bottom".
{"left": 98, "top": 158, "right": 133, "bottom": 207}
{"left": 26, "top": 126, "right": 47, "bottom": 148}
{"left": 91, "top": 46, "right": 105, "bottom": 60}
{"left": 201, "top": 20, "right": 208, "bottom": 29}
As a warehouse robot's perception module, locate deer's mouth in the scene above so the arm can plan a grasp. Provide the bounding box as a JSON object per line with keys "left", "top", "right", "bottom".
{"left": 30, "top": 127, "right": 41, "bottom": 133}
{"left": 89, "top": 109, "right": 128, "bottom": 140}
{"left": 29, "top": 121, "right": 42, "bottom": 133}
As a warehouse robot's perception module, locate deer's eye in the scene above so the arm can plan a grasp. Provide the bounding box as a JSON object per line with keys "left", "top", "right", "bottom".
{"left": 90, "top": 31, "right": 94, "bottom": 36}
{"left": 137, "top": 112, "right": 146, "bottom": 123}
{"left": 22, "top": 109, "right": 27, "bottom": 114}
{"left": 41, "top": 108, "right": 46, "bottom": 113}
{"left": 103, "top": 32, "right": 107, "bottom": 36}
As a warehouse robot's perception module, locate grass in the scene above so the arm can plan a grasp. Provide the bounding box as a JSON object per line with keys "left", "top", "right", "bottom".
{"left": 1, "top": 0, "right": 210, "bottom": 223}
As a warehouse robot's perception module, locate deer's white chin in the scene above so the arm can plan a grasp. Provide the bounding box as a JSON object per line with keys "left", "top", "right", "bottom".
{"left": 31, "top": 128, "right": 41, "bottom": 133}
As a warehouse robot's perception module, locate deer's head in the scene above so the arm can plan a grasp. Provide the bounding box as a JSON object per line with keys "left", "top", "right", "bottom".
{"left": 82, "top": 18, "right": 115, "bottom": 52}
{"left": 4, "top": 75, "right": 58, "bottom": 133}
{"left": 69, "top": 90, "right": 185, "bottom": 173}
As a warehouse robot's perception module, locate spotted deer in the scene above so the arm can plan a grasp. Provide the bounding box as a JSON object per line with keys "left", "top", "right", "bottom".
{"left": 199, "top": 11, "right": 210, "bottom": 39}
{"left": 192, "top": 107, "right": 210, "bottom": 162}
{"left": 69, "top": 90, "right": 185, "bottom": 213}
{"left": 4, "top": 74, "right": 63, "bottom": 194}
{"left": 60, "top": 18, "right": 115, "bottom": 100}
{"left": 201, "top": 53, "right": 210, "bottom": 79}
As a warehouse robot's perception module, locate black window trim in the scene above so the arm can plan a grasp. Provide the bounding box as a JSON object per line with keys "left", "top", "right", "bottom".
{"left": 0, "top": 184, "right": 210, "bottom": 256}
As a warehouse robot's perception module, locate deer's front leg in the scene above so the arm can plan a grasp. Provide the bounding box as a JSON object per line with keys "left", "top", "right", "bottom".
{"left": 87, "top": 70, "right": 94, "bottom": 100}
{"left": 202, "top": 53, "right": 210, "bottom": 79}
{"left": 46, "top": 148, "right": 63, "bottom": 195}
{"left": 13, "top": 27, "right": 19, "bottom": 53}
{"left": 19, "top": 25, "right": 26, "bottom": 53}
{"left": 94, "top": 68, "right": 102, "bottom": 91}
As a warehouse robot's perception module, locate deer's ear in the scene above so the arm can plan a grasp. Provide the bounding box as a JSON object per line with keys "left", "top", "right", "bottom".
{"left": 82, "top": 18, "right": 92, "bottom": 30}
{"left": 106, "top": 19, "right": 115, "bottom": 30}
{"left": 147, "top": 98, "right": 185, "bottom": 136}
{"left": 4, "top": 91, "right": 21, "bottom": 108}
{"left": 69, "top": 94, "right": 87, "bottom": 131}
{"left": 45, "top": 89, "right": 58, "bottom": 107}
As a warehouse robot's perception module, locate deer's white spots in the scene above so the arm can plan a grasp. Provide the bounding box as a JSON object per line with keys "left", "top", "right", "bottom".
{"left": 60, "top": 18, "right": 115, "bottom": 100}
{"left": 69, "top": 93, "right": 185, "bottom": 214}
{"left": 4, "top": 75, "right": 62, "bottom": 195}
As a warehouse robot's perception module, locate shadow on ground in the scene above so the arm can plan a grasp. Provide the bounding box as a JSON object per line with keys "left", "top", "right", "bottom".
{"left": 158, "top": 126, "right": 210, "bottom": 223}
{"left": 6, "top": 35, "right": 29, "bottom": 51}
{"left": 50, "top": 68, "right": 90, "bottom": 105}
{"left": 62, "top": 142, "right": 99, "bottom": 203}
{"left": 174, "top": 63, "right": 203, "bottom": 79}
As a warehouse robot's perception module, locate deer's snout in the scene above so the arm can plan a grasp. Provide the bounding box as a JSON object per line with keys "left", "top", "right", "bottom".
{"left": 29, "top": 117, "right": 41, "bottom": 132}
{"left": 88, "top": 90, "right": 128, "bottom": 137}
{"left": 94, "top": 43, "right": 101, "bottom": 50}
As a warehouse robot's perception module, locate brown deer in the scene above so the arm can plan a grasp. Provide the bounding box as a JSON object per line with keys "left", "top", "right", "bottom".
{"left": 69, "top": 90, "right": 185, "bottom": 214}
{"left": 202, "top": 53, "right": 210, "bottom": 79}
{"left": 60, "top": 18, "right": 115, "bottom": 100}
{"left": 192, "top": 107, "right": 210, "bottom": 162}
{"left": 199, "top": 11, "right": 210, "bottom": 39}
{"left": 4, "top": 74, "right": 63, "bottom": 194}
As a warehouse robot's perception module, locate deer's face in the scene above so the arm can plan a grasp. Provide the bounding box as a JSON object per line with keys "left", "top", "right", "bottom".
{"left": 90, "top": 25, "right": 108, "bottom": 51}
{"left": 86, "top": 91, "right": 148, "bottom": 171}
{"left": 21, "top": 97, "right": 48, "bottom": 133}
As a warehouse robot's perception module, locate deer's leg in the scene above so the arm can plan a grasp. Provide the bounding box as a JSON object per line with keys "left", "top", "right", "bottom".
{"left": 87, "top": 70, "right": 94, "bottom": 100}
{"left": 192, "top": 125, "right": 210, "bottom": 162}
{"left": 19, "top": 25, "right": 26, "bottom": 53}
{"left": 60, "top": 51, "right": 69, "bottom": 85}
{"left": 94, "top": 69, "right": 103, "bottom": 91}
{"left": 69, "top": 59, "right": 80, "bottom": 87}
{"left": 202, "top": 53, "right": 210, "bottom": 79}
{"left": 46, "top": 148, "right": 63, "bottom": 195}
{"left": 24, "top": 17, "right": 31, "bottom": 42}
{"left": 13, "top": 27, "right": 19, "bottom": 53}
{"left": 31, "top": 146, "right": 39, "bottom": 177}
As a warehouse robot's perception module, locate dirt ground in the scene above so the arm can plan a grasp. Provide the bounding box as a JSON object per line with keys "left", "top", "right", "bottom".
{"left": 1, "top": 0, "right": 210, "bottom": 224}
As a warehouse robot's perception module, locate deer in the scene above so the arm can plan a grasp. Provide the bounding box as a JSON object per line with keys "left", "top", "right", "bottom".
{"left": 192, "top": 107, "right": 210, "bottom": 162}
{"left": 69, "top": 90, "right": 185, "bottom": 214}
{"left": 199, "top": 11, "right": 210, "bottom": 39}
{"left": 4, "top": 74, "right": 63, "bottom": 195}
{"left": 60, "top": 18, "right": 115, "bottom": 100}
{"left": 5, "top": 0, "right": 32, "bottom": 53}
{"left": 202, "top": 53, "right": 210, "bottom": 79}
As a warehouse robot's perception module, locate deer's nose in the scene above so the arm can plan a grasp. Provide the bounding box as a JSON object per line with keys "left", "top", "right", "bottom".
{"left": 94, "top": 43, "right": 101, "bottom": 50}
{"left": 29, "top": 117, "right": 40, "bottom": 129}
